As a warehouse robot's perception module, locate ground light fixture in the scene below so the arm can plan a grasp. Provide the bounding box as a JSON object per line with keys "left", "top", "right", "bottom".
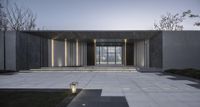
{"left": 70, "top": 82, "right": 78, "bottom": 94}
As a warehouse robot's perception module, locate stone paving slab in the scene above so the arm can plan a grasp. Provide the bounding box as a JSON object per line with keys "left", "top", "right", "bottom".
{"left": 0, "top": 71, "right": 200, "bottom": 107}
{"left": 67, "top": 89, "right": 129, "bottom": 107}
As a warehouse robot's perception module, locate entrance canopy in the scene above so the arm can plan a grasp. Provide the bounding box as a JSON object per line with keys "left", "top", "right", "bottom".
{"left": 23, "top": 30, "right": 161, "bottom": 41}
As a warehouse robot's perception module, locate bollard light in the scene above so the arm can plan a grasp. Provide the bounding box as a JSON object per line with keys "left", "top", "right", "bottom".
{"left": 70, "top": 82, "right": 78, "bottom": 94}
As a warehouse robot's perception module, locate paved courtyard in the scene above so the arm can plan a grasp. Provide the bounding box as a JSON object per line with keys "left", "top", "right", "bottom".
{"left": 0, "top": 71, "right": 200, "bottom": 107}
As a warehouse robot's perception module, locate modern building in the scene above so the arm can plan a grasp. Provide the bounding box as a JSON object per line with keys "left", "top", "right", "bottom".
{"left": 0, "top": 30, "right": 200, "bottom": 71}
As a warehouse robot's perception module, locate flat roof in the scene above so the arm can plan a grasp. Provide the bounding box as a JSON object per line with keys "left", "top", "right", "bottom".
{"left": 21, "top": 30, "right": 162, "bottom": 40}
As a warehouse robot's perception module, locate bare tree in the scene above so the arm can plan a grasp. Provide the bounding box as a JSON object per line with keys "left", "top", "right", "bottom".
{"left": 6, "top": 3, "right": 36, "bottom": 31}
{"left": 0, "top": 2, "right": 4, "bottom": 30}
{"left": 154, "top": 10, "right": 200, "bottom": 30}
{"left": 188, "top": 13, "right": 200, "bottom": 27}
{"left": 194, "top": 22, "right": 200, "bottom": 26}
{"left": 183, "top": 10, "right": 200, "bottom": 27}
{"left": 0, "top": 0, "right": 8, "bottom": 31}
{"left": 154, "top": 13, "right": 185, "bottom": 30}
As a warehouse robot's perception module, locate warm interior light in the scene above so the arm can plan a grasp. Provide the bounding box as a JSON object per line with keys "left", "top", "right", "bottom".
{"left": 94, "top": 39, "right": 96, "bottom": 65}
{"left": 76, "top": 40, "right": 79, "bottom": 66}
{"left": 65, "top": 39, "right": 67, "bottom": 66}
{"left": 124, "top": 39, "right": 127, "bottom": 43}
{"left": 124, "top": 39, "right": 127, "bottom": 65}
{"left": 51, "top": 39, "right": 54, "bottom": 67}
{"left": 70, "top": 82, "right": 78, "bottom": 94}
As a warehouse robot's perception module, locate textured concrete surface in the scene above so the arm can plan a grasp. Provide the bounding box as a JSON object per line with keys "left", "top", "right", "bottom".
{"left": 163, "top": 31, "right": 200, "bottom": 69}
{"left": 149, "top": 34, "right": 162, "bottom": 68}
{"left": 0, "top": 71, "right": 200, "bottom": 107}
{"left": 54, "top": 40, "right": 65, "bottom": 67}
{"left": 14, "top": 32, "right": 49, "bottom": 70}
{"left": 0, "top": 32, "right": 4, "bottom": 70}
{"left": 0, "top": 31, "right": 17, "bottom": 71}
{"left": 5, "top": 31, "right": 16, "bottom": 71}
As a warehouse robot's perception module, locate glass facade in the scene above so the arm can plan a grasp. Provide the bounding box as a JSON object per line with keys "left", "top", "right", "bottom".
{"left": 96, "top": 46, "right": 122, "bottom": 65}
{"left": 116, "top": 47, "right": 122, "bottom": 64}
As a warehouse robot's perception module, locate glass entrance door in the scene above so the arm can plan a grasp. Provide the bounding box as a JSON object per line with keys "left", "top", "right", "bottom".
{"left": 96, "top": 46, "right": 122, "bottom": 65}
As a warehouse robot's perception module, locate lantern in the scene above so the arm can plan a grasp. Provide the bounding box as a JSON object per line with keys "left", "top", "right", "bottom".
{"left": 70, "top": 82, "right": 78, "bottom": 94}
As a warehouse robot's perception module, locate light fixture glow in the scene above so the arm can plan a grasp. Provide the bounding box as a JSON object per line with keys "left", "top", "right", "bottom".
{"left": 70, "top": 82, "right": 78, "bottom": 94}
{"left": 124, "top": 39, "right": 127, "bottom": 65}
{"left": 124, "top": 39, "right": 127, "bottom": 43}
{"left": 51, "top": 39, "right": 54, "bottom": 67}
{"left": 76, "top": 40, "right": 79, "bottom": 66}
{"left": 65, "top": 39, "right": 67, "bottom": 66}
{"left": 94, "top": 39, "right": 96, "bottom": 65}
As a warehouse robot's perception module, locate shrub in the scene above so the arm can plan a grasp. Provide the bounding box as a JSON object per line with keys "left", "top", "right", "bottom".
{"left": 165, "top": 68, "right": 200, "bottom": 79}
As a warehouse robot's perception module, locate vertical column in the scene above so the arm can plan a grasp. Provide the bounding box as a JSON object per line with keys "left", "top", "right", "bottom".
{"left": 65, "top": 39, "right": 67, "bottom": 66}
{"left": 144, "top": 40, "right": 146, "bottom": 67}
{"left": 124, "top": 39, "right": 127, "bottom": 66}
{"left": 94, "top": 39, "right": 96, "bottom": 65}
{"left": 145, "top": 40, "right": 149, "bottom": 67}
{"left": 51, "top": 39, "right": 54, "bottom": 67}
{"left": 134, "top": 41, "right": 137, "bottom": 66}
{"left": 76, "top": 39, "right": 79, "bottom": 66}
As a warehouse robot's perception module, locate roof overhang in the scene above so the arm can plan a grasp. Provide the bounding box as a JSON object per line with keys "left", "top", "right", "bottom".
{"left": 21, "top": 30, "right": 162, "bottom": 41}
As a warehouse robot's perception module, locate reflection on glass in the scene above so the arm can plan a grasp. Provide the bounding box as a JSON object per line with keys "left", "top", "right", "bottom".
{"left": 100, "top": 46, "right": 108, "bottom": 64}
{"left": 116, "top": 46, "right": 122, "bottom": 64}
{"left": 96, "top": 46, "right": 122, "bottom": 65}
{"left": 96, "top": 46, "right": 100, "bottom": 64}
{"left": 108, "top": 47, "right": 115, "bottom": 64}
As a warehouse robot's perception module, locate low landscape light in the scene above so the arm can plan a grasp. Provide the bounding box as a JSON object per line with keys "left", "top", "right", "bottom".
{"left": 70, "top": 82, "right": 78, "bottom": 94}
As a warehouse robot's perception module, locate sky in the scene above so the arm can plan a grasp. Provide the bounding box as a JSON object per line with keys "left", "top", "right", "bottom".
{"left": 6, "top": 0, "right": 200, "bottom": 30}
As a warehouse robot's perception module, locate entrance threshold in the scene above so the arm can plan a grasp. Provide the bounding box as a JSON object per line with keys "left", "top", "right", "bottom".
{"left": 28, "top": 66, "right": 137, "bottom": 72}
{"left": 95, "top": 64, "right": 124, "bottom": 67}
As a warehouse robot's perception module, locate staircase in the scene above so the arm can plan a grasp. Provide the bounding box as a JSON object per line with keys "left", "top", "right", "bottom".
{"left": 28, "top": 66, "right": 137, "bottom": 72}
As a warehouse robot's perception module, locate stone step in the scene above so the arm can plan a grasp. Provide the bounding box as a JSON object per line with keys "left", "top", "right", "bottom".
{"left": 28, "top": 67, "right": 137, "bottom": 72}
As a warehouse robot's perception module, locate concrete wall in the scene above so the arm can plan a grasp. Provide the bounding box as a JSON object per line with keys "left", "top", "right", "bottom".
{"left": 48, "top": 39, "right": 87, "bottom": 67}
{"left": 54, "top": 40, "right": 65, "bottom": 66}
{"left": 134, "top": 39, "right": 149, "bottom": 67}
{"left": 27, "top": 34, "right": 41, "bottom": 68}
{"left": 162, "top": 31, "right": 200, "bottom": 70}
{"left": 6, "top": 32, "right": 16, "bottom": 70}
{"left": 0, "top": 32, "right": 4, "bottom": 70}
{"left": 2, "top": 31, "right": 200, "bottom": 70}
{"left": 16, "top": 32, "right": 28, "bottom": 70}
{"left": 40, "top": 37, "right": 49, "bottom": 67}
{"left": 16, "top": 32, "right": 48, "bottom": 70}
{"left": 149, "top": 34, "right": 163, "bottom": 68}
{"left": 67, "top": 41, "right": 76, "bottom": 66}
{"left": 0, "top": 31, "right": 17, "bottom": 71}
{"left": 79, "top": 42, "right": 87, "bottom": 66}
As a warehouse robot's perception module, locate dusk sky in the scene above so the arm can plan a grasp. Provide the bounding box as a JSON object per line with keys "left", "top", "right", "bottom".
{"left": 7, "top": 0, "right": 200, "bottom": 30}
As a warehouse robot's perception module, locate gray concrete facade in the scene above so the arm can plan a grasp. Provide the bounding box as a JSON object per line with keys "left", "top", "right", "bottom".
{"left": 0, "top": 31, "right": 17, "bottom": 71}
{"left": 5, "top": 32, "right": 17, "bottom": 71}
{"left": 162, "top": 31, "right": 200, "bottom": 70}
{"left": 16, "top": 32, "right": 48, "bottom": 70}
{"left": 134, "top": 39, "right": 150, "bottom": 67}
{"left": 48, "top": 39, "right": 88, "bottom": 67}
{"left": 0, "top": 31, "right": 48, "bottom": 71}
{"left": 0, "top": 31, "right": 4, "bottom": 70}
{"left": 149, "top": 33, "right": 163, "bottom": 68}
{"left": 0, "top": 31, "right": 200, "bottom": 71}
{"left": 54, "top": 40, "right": 65, "bottom": 66}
